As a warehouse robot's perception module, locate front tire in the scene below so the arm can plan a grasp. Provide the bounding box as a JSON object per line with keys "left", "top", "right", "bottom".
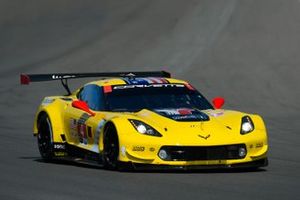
{"left": 37, "top": 114, "right": 54, "bottom": 161}
{"left": 103, "top": 124, "right": 119, "bottom": 170}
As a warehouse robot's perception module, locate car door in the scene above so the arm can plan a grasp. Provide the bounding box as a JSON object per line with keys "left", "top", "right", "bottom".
{"left": 65, "top": 84, "right": 106, "bottom": 153}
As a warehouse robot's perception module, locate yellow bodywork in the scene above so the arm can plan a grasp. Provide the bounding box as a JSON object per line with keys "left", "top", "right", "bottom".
{"left": 33, "top": 78, "right": 268, "bottom": 167}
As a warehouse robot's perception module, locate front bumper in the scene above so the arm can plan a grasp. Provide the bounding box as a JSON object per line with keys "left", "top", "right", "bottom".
{"left": 119, "top": 158, "right": 268, "bottom": 171}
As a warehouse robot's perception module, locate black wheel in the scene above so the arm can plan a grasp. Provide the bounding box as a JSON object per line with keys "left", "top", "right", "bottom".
{"left": 103, "top": 125, "right": 119, "bottom": 170}
{"left": 37, "top": 114, "right": 54, "bottom": 161}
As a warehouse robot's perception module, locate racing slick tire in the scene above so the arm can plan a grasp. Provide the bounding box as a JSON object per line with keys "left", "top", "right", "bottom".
{"left": 37, "top": 113, "right": 54, "bottom": 161}
{"left": 103, "top": 124, "right": 119, "bottom": 170}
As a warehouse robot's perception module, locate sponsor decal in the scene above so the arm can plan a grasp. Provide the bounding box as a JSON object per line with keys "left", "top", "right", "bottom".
{"left": 121, "top": 146, "right": 126, "bottom": 156}
{"left": 122, "top": 77, "right": 169, "bottom": 85}
{"left": 132, "top": 146, "right": 145, "bottom": 152}
{"left": 154, "top": 108, "right": 210, "bottom": 122}
{"left": 42, "top": 98, "right": 54, "bottom": 106}
{"left": 52, "top": 75, "right": 76, "bottom": 80}
{"left": 149, "top": 147, "right": 155, "bottom": 152}
{"left": 53, "top": 143, "right": 67, "bottom": 157}
{"left": 70, "top": 114, "right": 105, "bottom": 148}
{"left": 72, "top": 113, "right": 92, "bottom": 145}
{"left": 177, "top": 108, "right": 193, "bottom": 115}
{"left": 69, "top": 119, "right": 78, "bottom": 139}
{"left": 77, "top": 123, "right": 88, "bottom": 145}
{"left": 70, "top": 119, "right": 77, "bottom": 129}
{"left": 54, "top": 143, "right": 66, "bottom": 150}
{"left": 256, "top": 142, "right": 263, "bottom": 148}
{"left": 156, "top": 109, "right": 181, "bottom": 115}
{"left": 207, "top": 110, "right": 224, "bottom": 117}
{"left": 54, "top": 152, "right": 67, "bottom": 157}
{"left": 113, "top": 84, "right": 185, "bottom": 90}
{"left": 123, "top": 78, "right": 149, "bottom": 85}
{"left": 147, "top": 77, "right": 168, "bottom": 84}
{"left": 172, "top": 115, "right": 199, "bottom": 120}
{"left": 60, "top": 97, "right": 72, "bottom": 101}
{"left": 68, "top": 115, "right": 85, "bottom": 144}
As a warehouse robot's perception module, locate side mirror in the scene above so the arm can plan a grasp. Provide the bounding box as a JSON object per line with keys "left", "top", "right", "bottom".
{"left": 212, "top": 97, "right": 225, "bottom": 109}
{"left": 72, "top": 100, "right": 95, "bottom": 116}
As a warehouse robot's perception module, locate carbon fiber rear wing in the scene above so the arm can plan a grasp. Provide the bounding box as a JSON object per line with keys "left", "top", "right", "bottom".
{"left": 20, "top": 71, "right": 171, "bottom": 95}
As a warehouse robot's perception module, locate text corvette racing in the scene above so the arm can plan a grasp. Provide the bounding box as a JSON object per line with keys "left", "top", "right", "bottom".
{"left": 20, "top": 71, "right": 268, "bottom": 170}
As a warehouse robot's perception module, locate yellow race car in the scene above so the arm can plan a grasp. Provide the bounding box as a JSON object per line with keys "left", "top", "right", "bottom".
{"left": 20, "top": 71, "right": 268, "bottom": 170}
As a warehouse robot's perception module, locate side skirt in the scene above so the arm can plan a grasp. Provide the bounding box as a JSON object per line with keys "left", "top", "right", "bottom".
{"left": 51, "top": 142, "right": 104, "bottom": 167}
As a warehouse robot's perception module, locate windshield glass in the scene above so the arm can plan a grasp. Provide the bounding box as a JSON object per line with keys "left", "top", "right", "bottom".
{"left": 104, "top": 84, "right": 213, "bottom": 112}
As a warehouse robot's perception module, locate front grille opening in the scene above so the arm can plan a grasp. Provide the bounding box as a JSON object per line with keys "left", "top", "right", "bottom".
{"left": 158, "top": 144, "right": 246, "bottom": 161}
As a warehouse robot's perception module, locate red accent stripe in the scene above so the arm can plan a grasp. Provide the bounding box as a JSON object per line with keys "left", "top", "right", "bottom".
{"left": 149, "top": 78, "right": 158, "bottom": 83}
{"left": 158, "top": 78, "right": 167, "bottom": 83}
{"left": 185, "top": 83, "right": 195, "bottom": 90}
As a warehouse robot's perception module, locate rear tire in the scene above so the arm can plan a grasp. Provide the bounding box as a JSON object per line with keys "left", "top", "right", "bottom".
{"left": 103, "top": 125, "right": 119, "bottom": 170}
{"left": 37, "top": 114, "right": 54, "bottom": 161}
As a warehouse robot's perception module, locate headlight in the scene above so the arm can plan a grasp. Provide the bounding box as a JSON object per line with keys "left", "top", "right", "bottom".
{"left": 240, "top": 116, "right": 254, "bottom": 134}
{"left": 129, "top": 119, "right": 162, "bottom": 137}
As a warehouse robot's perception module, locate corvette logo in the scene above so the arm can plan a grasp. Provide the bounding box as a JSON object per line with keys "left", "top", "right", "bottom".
{"left": 198, "top": 134, "right": 210, "bottom": 140}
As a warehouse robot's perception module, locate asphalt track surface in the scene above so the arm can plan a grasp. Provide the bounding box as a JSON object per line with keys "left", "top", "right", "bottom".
{"left": 1, "top": 0, "right": 300, "bottom": 199}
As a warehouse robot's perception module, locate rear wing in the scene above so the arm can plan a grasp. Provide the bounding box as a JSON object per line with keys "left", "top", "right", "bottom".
{"left": 20, "top": 71, "right": 171, "bottom": 95}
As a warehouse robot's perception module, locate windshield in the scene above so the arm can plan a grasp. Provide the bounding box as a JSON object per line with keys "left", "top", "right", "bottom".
{"left": 104, "top": 84, "right": 213, "bottom": 112}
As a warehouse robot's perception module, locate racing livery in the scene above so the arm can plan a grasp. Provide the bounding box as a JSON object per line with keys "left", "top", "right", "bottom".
{"left": 20, "top": 71, "right": 268, "bottom": 170}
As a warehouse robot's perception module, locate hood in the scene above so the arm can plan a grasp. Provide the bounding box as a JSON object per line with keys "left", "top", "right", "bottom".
{"left": 129, "top": 108, "right": 244, "bottom": 144}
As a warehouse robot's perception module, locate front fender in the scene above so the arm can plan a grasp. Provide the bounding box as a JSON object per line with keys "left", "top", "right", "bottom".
{"left": 98, "top": 116, "right": 133, "bottom": 153}
{"left": 33, "top": 98, "right": 66, "bottom": 143}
